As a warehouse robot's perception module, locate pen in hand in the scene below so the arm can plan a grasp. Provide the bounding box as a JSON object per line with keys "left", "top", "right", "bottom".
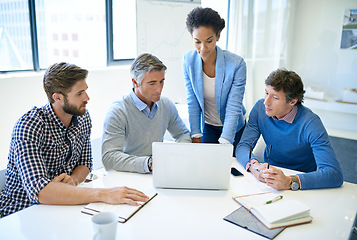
{"left": 265, "top": 195, "right": 283, "bottom": 204}
{"left": 267, "top": 145, "right": 272, "bottom": 169}
{"left": 249, "top": 138, "right": 260, "bottom": 172}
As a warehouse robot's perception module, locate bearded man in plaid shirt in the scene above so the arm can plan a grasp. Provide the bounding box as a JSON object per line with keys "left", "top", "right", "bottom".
{"left": 0, "top": 62, "right": 148, "bottom": 217}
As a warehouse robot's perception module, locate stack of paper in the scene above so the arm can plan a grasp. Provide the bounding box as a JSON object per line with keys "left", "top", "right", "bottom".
{"left": 304, "top": 86, "right": 325, "bottom": 100}
{"left": 342, "top": 88, "right": 357, "bottom": 103}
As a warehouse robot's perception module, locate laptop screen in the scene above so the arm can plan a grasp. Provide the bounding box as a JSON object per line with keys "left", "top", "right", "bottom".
{"left": 152, "top": 142, "right": 233, "bottom": 190}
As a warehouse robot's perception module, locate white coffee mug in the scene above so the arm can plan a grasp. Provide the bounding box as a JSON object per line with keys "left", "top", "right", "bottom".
{"left": 92, "top": 212, "right": 118, "bottom": 240}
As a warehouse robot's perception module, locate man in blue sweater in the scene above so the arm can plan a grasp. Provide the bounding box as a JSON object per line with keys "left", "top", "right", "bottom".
{"left": 236, "top": 69, "right": 343, "bottom": 190}
{"left": 102, "top": 53, "right": 191, "bottom": 174}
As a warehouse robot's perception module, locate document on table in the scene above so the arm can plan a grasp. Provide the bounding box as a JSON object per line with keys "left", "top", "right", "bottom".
{"left": 230, "top": 176, "right": 277, "bottom": 197}
{"left": 81, "top": 192, "right": 157, "bottom": 223}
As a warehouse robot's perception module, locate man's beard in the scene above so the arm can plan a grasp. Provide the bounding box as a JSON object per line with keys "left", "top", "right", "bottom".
{"left": 62, "top": 98, "right": 87, "bottom": 116}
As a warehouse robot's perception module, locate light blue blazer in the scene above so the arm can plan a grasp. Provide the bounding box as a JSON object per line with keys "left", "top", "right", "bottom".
{"left": 183, "top": 46, "right": 247, "bottom": 144}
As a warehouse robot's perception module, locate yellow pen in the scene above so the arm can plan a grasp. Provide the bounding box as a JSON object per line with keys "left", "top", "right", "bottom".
{"left": 265, "top": 195, "right": 283, "bottom": 204}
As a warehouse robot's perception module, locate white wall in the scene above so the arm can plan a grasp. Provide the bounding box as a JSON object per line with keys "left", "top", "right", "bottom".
{"left": 289, "top": 0, "right": 356, "bottom": 99}
{"left": 287, "top": 0, "right": 357, "bottom": 139}
{"left": 1, "top": 72, "right": 45, "bottom": 169}
{"left": 0, "top": 66, "right": 132, "bottom": 169}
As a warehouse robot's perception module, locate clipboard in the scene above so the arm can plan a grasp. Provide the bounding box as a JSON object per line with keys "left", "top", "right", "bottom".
{"left": 81, "top": 193, "right": 157, "bottom": 223}
{"left": 224, "top": 207, "right": 286, "bottom": 239}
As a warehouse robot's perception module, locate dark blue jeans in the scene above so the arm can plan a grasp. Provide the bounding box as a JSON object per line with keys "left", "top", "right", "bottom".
{"left": 201, "top": 123, "right": 245, "bottom": 157}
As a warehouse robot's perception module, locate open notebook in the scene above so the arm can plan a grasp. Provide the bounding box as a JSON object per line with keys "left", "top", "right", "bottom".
{"left": 81, "top": 192, "right": 157, "bottom": 223}
{"left": 233, "top": 192, "right": 312, "bottom": 229}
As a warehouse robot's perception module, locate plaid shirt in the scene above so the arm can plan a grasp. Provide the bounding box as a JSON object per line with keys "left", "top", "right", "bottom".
{"left": 0, "top": 103, "right": 92, "bottom": 217}
{"left": 273, "top": 105, "right": 298, "bottom": 123}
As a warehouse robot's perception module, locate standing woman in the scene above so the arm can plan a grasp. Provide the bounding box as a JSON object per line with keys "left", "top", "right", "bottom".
{"left": 183, "top": 7, "right": 247, "bottom": 154}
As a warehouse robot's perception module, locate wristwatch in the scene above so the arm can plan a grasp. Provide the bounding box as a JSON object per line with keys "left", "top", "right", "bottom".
{"left": 290, "top": 175, "right": 300, "bottom": 191}
{"left": 147, "top": 157, "right": 153, "bottom": 172}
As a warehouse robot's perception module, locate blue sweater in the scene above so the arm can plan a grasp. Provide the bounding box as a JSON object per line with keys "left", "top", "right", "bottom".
{"left": 236, "top": 99, "right": 343, "bottom": 189}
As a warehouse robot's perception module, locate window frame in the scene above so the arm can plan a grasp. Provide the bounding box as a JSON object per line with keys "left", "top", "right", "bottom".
{"left": 0, "top": 0, "right": 40, "bottom": 73}
{"left": 0, "top": 0, "right": 132, "bottom": 74}
{"left": 1, "top": 0, "right": 230, "bottom": 73}
{"left": 29, "top": 0, "right": 40, "bottom": 71}
{"left": 105, "top": 0, "right": 135, "bottom": 66}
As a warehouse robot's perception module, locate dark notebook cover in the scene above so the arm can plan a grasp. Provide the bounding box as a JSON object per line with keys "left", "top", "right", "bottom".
{"left": 224, "top": 207, "right": 286, "bottom": 239}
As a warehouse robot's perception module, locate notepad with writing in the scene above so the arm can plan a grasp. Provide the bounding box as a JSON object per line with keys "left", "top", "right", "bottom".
{"left": 81, "top": 192, "right": 157, "bottom": 223}
{"left": 233, "top": 192, "right": 312, "bottom": 229}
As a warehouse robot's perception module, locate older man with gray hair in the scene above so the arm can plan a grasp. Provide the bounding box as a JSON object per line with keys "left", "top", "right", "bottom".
{"left": 102, "top": 53, "right": 191, "bottom": 174}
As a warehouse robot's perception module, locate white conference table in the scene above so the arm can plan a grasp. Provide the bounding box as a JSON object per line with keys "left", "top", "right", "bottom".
{"left": 0, "top": 160, "right": 356, "bottom": 240}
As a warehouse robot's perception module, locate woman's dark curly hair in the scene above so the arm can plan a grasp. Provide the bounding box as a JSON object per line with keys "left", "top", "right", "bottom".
{"left": 186, "top": 7, "right": 225, "bottom": 35}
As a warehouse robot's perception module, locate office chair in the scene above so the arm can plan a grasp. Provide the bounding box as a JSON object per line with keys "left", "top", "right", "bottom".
{"left": 253, "top": 136, "right": 266, "bottom": 162}
{"left": 0, "top": 169, "right": 6, "bottom": 192}
{"left": 350, "top": 212, "right": 357, "bottom": 240}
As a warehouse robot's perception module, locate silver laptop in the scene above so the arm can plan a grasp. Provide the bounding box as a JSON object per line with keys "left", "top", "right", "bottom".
{"left": 152, "top": 142, "right": 233, "bottom": 190}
